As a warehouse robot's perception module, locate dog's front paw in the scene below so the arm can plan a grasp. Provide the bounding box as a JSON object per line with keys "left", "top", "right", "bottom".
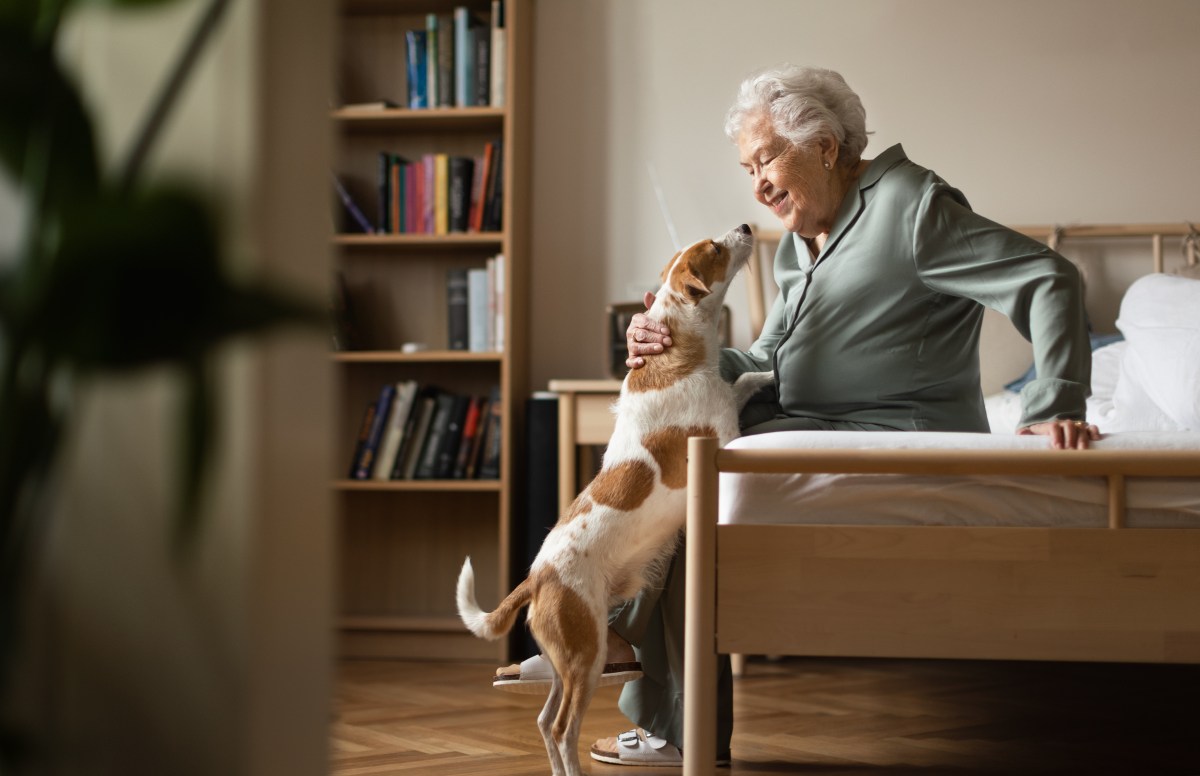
{"left": 733, "top": 371, "right": 775, "bottom": 409}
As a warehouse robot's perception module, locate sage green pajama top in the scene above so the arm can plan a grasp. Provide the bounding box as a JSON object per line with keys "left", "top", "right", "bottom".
{"left": 720, "top": 144, "right": 1091, "bottom": 432}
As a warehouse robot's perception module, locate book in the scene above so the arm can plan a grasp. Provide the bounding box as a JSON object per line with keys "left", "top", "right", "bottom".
{"left": 453, "top": 7, "right": 477, "bottom": 108}
{"left": 422, "top": 154, "right": 436, "bottom": 233}
{"left": 482, "top": 138, "right": 504, "bottom": 231}
{"left": 390, "top": 155, "right": 409, "bottom": 234}
{"left": 395, "top": 390, "right": 438, "bottom": 479}
{"left": 434, "top": 394, "right": 472, "bottom": 478}
{"left": 473, "top": 24, "right": 490, "bottom": 106}
{"left": 467, "top": 267, "right": 490, "bottom": 352}
{"left": 332, "top": 174, "right": 375, "bottom": 234}
{"left": 446, "top": 268, "right": 469, "bottom": 350}
{"left": 425, "top": 14, "right": 439, "bottom": 111}
{"left": 414, "top": 392, "right": 457, "bottom": 479}
{"left": 353, "top": 383, "right": 396, "bottom": 479}
{"left": 405, "top": 161, "right": 419, "bottom": 233}
{"left": 489, "top": 0, "right": 506, "bottom": 108}
{"left": 404, "top": 29, "right": 428, "bottom": 109}
{"left": 434, "top": 153, "right": 449, "bottom": 235}
{"left": 493, "top": 252, "right": 506, "bottom": 352}
{"left": 470, "top": 142, "right": 495, "bottom": 232}
{"left": 377, "top": 152, "right": 391, "bottom": 233}
{"left": 436, "top": 13, "right": 455, "bottom": 107}
{"left": 477, "top": 386, "right": 503, "bottom": 479}
{"left": 448, "top": 156, "right": 474, "bottom": 233}
{"left": 374, "top": 380, "right": 418, "bottom": 480}
{"left": 462, "top": 397, "right": 490, "bottom": 479}
{"left": 452, "top": 396, "right": 486, "bottom": 478}
{"left": 347, "top": 400, "right": 377, "bottom": 477}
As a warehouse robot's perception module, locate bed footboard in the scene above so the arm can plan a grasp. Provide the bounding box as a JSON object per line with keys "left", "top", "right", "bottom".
{"left": 682, "top": 436, "right": 1200, "bottom": 776}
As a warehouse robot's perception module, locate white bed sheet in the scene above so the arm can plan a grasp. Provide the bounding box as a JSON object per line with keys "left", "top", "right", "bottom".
{"left": 719, "top": 431, "right": 1200, "bottom": 528}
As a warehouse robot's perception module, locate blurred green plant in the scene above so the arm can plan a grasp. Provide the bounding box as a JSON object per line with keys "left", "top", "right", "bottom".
{"left": 0, "top": 0, "right": 326, "bottom": 742}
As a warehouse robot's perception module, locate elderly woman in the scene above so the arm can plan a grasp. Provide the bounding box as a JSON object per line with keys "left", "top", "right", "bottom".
{"left": 504, "top": 65, "right": 1100, "bottom": 767}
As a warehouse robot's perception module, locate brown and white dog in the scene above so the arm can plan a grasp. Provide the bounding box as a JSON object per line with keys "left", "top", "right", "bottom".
{"left": 456, "top": 224, "right": 770, "bottom": 776}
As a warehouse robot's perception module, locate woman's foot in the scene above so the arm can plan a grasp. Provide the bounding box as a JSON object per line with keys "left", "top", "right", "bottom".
{"left": 492, "top": 628, "right": 641, "bottom": 694}
{"left": 590, "top": 729, "right": 732, "bottom": 767}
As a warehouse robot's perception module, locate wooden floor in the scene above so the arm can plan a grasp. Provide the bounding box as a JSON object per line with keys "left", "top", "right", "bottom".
{"left": 331, "top": 656, "right": 1200, "bottom": 775}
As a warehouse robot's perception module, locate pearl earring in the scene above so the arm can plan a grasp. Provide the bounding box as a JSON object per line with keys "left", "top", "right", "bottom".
{"left": 824, "top": 161, "right": 831, "bottom": 170}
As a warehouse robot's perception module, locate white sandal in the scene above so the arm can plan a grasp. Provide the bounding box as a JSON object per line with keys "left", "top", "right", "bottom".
{"left": 492, "top": 654, "right": 643, "bottom": 695}
{"left": 590, "top": 728, "right": 683, "bottom": 767}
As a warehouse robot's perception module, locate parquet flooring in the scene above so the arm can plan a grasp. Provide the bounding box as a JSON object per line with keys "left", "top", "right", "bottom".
{"left": 331, "top": 657, "right": 1200, "bottom": 775}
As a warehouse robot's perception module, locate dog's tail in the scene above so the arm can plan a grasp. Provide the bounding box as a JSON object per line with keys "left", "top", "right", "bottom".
{"left": 456, "top": 557, "right": 533, "bottom": 641}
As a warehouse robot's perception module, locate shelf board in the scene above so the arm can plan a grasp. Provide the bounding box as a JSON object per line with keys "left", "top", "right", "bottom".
{"left": 339, "top": 615, "right": 467, "bottom": 633}
{"left": 335, "top": 232, "right": 503, "bottom": 249}
{"left": 333, "top": 479, "right": 501, "bottom": 492}
{"left": 332, "top": 350, "right": 502, "bottom": 363}
{"left": 332, "top": 106, "right": 504, "bottom": 132}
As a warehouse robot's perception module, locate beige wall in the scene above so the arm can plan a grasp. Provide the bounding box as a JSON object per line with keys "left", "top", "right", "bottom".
{"left": 7, "top": 2, "right": 334, "bottom": 774}
{"left": 529, "top": 0, "right": 1200, "bottom": 393}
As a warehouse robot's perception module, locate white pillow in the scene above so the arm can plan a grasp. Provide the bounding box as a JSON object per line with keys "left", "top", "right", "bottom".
{"left": 1112, "top": 274, "right": 1200, "bottom": 431}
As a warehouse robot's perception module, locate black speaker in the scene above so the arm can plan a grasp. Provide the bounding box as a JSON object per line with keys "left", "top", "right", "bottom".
{"left": 511, "top": 392, "right": 559, "bottom": 659}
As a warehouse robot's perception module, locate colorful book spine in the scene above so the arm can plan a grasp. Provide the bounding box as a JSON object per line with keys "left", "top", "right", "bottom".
{"left": 453, "top": 7, "right": 476, "bottom": 107}
{"left": 353, "top": 383, "right": 396, "bottom": 479}
{"left": 405, "top": 30, "right": 428, "bottom": 109}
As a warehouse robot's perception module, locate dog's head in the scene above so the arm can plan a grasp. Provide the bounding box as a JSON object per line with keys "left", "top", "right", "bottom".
{"left": 657, "top": 224, "right": 754, "bottom": 316}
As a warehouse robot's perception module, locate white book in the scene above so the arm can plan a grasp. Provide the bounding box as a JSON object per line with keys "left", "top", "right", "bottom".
{"left": 489, "top": 0, "right": 506, "bottom": 108}
{"left": 493, "top": 253, "right": 505, "bottom": 352}
{"left": 467, "top": 267, "right": 490, "bottom": 351}
{"left": 374, "top": 380, "right": 417, "bottom": 479}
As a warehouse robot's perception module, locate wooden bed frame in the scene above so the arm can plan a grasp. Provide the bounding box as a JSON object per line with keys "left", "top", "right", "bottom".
{"left": 681, "top": 223, "right": 1200, "bottom": 776}
{"left": 682, "top": 439, "right": 1200, "bottom": 776}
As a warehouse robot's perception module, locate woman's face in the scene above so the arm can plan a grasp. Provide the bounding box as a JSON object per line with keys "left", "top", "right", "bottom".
{"left": 737, "top": 112, "right": 838, "bottom": 238}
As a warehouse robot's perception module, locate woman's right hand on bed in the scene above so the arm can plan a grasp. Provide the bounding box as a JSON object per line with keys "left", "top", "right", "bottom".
{"left": 626, "top": 291, "right": 673, "bottom": 369}
{"left": 1018, "top": 419, "right": 1101, "bottom": 450}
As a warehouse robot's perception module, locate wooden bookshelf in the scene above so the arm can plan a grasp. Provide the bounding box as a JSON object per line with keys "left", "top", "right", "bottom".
{"left": 333, "top": 0, "right": 532, "bottom": 662}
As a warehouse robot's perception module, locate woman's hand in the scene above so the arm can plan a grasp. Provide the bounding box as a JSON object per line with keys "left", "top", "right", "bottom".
{"left": 1017, "top": 419, "right": 1101, "bottom": 450}
{"left": 625, "top": 291, "right": 672, "bottom": 369}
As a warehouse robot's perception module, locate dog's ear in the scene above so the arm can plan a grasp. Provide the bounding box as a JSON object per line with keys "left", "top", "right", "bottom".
{"left": 680, "top": 269, "right": 711, "bottom": 301}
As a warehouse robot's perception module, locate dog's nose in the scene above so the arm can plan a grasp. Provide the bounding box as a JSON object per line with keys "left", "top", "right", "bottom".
{"left": 737, "top": 224, "right": 751, "bottom": 236}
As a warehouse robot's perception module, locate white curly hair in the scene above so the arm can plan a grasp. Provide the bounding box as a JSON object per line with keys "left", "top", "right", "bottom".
{"left": 724, "top": 65, "right": 869, "bottom": 167}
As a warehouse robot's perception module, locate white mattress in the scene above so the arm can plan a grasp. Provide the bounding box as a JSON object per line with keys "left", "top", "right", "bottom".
{"left": 719, "top": 431, "right": 1200, "bottom": 528}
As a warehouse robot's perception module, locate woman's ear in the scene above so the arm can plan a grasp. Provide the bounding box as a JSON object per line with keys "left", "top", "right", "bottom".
{"left": 818, "top": 134, "right": 839, "bottom": 168}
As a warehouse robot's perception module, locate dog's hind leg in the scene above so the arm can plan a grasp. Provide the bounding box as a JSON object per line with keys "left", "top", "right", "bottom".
{"left": 538, "top": 671, "right": 567, "bottom": 776}
{"left": 550, "top": 649, "right": 603, "bottom": 776}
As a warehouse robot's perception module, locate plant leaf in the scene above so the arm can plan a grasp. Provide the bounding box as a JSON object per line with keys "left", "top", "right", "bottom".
{"left": 0, "top": 19, "right": 100, "bottom": 215}
{"left": 174, "top": 355, "right": 212, "bottom": 555}
{"left": 29, "top": 183, "right": 324, "bottom": 372}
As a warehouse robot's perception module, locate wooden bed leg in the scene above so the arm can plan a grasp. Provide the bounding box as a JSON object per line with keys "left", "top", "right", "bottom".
{"left": 685, "top": 436, "right": 720, "bottom": 776}
{"left": 731, "top": 653, "right": 746, "bottom": 678}
{"left": 1108, "top": 474, "right": 1127, "bottom": 529}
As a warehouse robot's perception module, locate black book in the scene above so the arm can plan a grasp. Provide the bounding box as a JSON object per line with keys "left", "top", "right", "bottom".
{"left": 395, "top": 390, "right": 439, "bottom": 480}
{"left": 414, "top": 392, "right": 457, "bottom": 479}
{"left": 446, "top": 268, "right": 469, "bottom": 350}
{"left": 477, "top": 386, "right": 503, "bottom": 479}
{"left": 473, "top": 25, "right": 490, "bottom": 106}
{"left": 377, "top": 151, "right": 391, "bottom": 233}
{"left": 434, "top": 394, "right": 472, "bottom": 478}
{"left": 448, "top": 156, "right": 475, "bottom": 233}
